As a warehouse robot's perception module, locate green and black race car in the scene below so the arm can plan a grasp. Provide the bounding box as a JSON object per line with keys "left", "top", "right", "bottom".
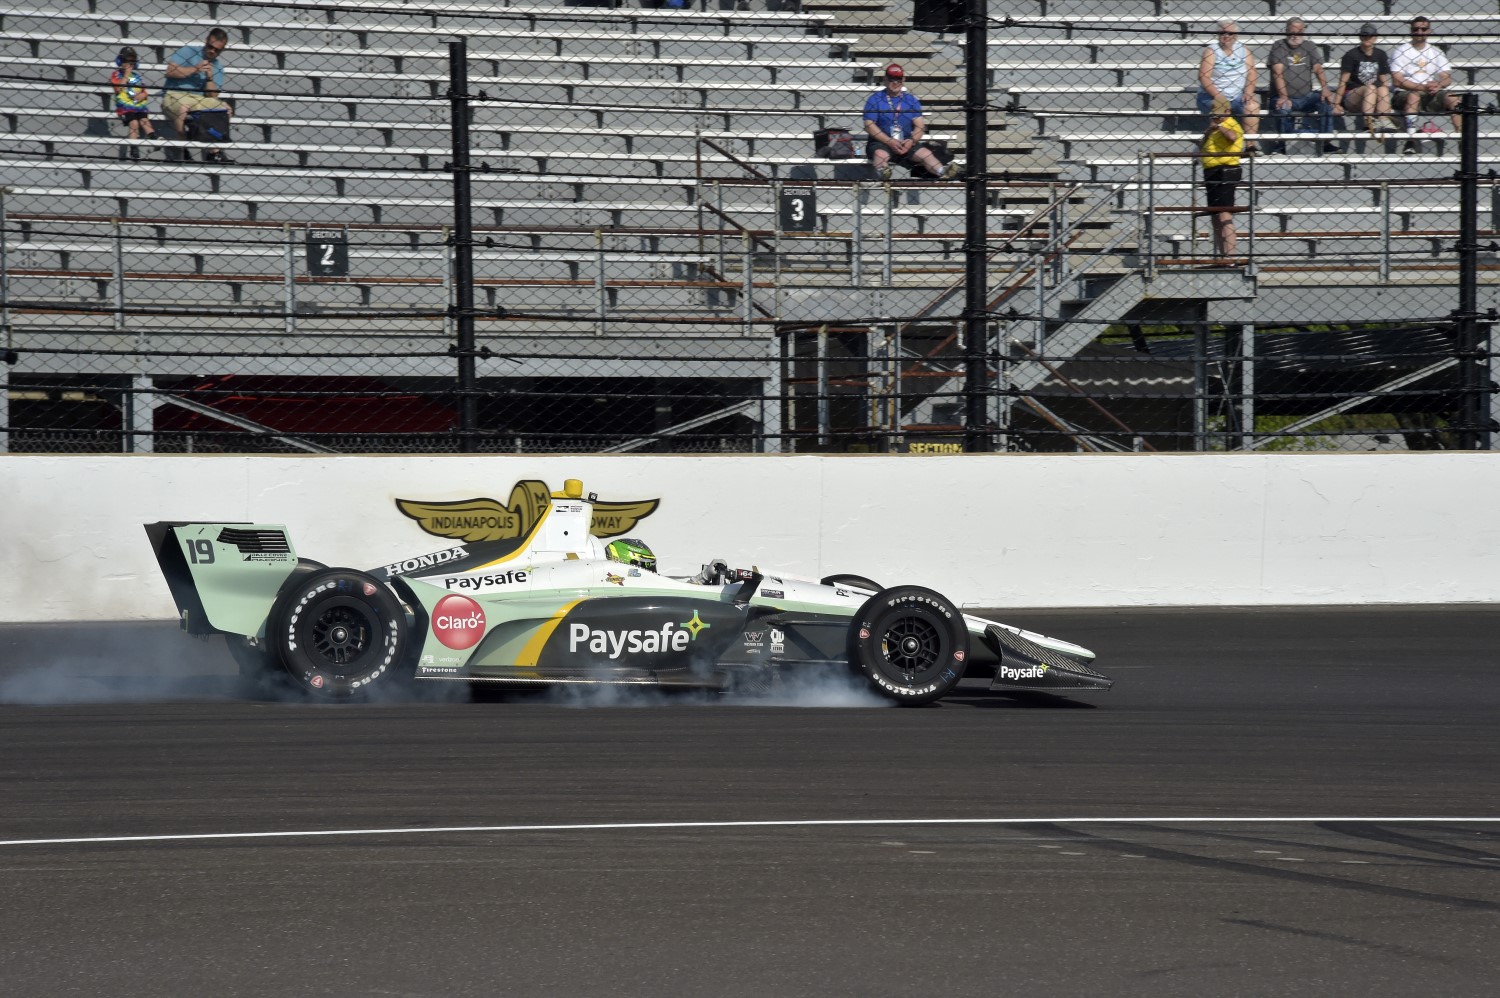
{"left": 145, "top": 479, "right": 1111, "bottom": 705}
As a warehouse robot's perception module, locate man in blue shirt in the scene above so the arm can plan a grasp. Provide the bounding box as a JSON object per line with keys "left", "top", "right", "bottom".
{"left": 164, "top": 27, "right": 232, "bottom": 163}
{"left": 862, "top": 63, "right": 958, "bottom": 181}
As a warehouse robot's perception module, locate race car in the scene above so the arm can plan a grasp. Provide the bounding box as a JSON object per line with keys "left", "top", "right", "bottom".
{"left": 144, "top": 479, "right": 1111, "bottom": 705}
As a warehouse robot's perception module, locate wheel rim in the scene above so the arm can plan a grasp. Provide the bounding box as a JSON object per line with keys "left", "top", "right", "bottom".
{"left": 308, "top": 604, "right": 373, "bottom": 666}
{"left": 880, "top": 616, "right": 943, "bottom": 682}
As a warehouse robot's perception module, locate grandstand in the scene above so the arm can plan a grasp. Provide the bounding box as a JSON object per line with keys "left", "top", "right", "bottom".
{"left": 1, "top": 0, "right": 1496, "bottom": 452}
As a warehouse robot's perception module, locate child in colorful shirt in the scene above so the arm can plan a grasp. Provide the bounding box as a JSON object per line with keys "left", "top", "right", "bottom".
{"left": 110, "top": 47, "right": 157, "bottom": 154}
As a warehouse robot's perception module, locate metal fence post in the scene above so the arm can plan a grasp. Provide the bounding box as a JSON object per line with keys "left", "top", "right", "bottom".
{"left": 1193, "top": 321, "right": 1209, "bottom": 451}
{"left": 771, "top": 179, "right": 783, "bottom": 319}
{"left": 448, "top": 38, "right": 478, "bottom": 452}
{"left": 132, "top": 374, "right": 154, "bottom": 453}
{"left": 1379, "top": 182, "right": 1391, "bottom": 283}
{"left": 816, "top": 323, "right": 829, "bottom": 446}
{"left": 0, "top": 188, "right": 10, "bottom": 339}
{"left": 595, "top": 228, "right": 606, "bottom": 335}
{"left": 1145, "top": 153, "right": 1156, "bottom": 279}
{"left": 1240, "top": 320, "right": 1256, "bottom": 449}
{"left": 852, "top": 181, "right": 863, "bottom": 286}
{"left": 961, "top": 0, "right": 992, "bottom": 454}
{"left": 892, "top": 322, "right": 903, "bottom": 451}
{"left": 0, "top": 189, "right": 8, "bottom": 453}
{"left": 1048, "top": 183, "right": 1061, "bottom": 283}
{"left": 112, "top": 217, "right": 126, "bottom": 331}
{"left": 442, "top": 224, "right": 454, "bottom": 339}
{"left": 882, "top": 183, "right": 894, "bottom": 288}
{"left": 763, "top": 323, "right": 783, "bottom": 454}
{"left": 282, "top": 222, "right": 296, "bottom": 336}
{"left": 1034, "top": 253, "right": 1045, "bottom": 351}
{"left": 1055, "top": 186, "right": 1070, "bottom": 284}
{"left": 741, "top": 229, "right": 753, "bottom": 339}
{"left": 1245, "top": 154, "right": 1255, "bottom": 276}
{"left": 1457, "top": 91, "right": 1486, "bottom": 449}
{"left": 714, "top": 181, "right": 725, "bottom": 279}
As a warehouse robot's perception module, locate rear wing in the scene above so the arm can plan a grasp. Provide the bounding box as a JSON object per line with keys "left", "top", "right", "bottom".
{"left": 144, "top": 522, "right": 299, "bottom": 637}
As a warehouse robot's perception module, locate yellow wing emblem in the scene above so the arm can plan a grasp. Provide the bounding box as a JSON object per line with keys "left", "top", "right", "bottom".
{"left": 394, "top": 497, "right": 525, "bottom": 543}
{"left": 396, "top": 481, "right": 658, "bottom": 542}
{"left": 590, "top": 499, "right": 660, "bottom": 539}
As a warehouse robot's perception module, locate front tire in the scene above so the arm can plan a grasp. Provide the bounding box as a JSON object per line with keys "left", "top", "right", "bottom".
{"left": 267, "top": 568, "right": 410, "bottom": 700}
{"left": 849, "top": 586, "right": 968, "bottom": 705}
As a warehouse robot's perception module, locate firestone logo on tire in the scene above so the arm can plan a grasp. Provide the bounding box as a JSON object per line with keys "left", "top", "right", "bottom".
{"left": 432, "top": 594, "right": 486, "bottom": 650}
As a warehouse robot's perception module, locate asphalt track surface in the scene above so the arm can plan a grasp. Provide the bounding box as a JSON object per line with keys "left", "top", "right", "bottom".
{"left": 2, "top": 606, "right": 1499, "bottom": 997}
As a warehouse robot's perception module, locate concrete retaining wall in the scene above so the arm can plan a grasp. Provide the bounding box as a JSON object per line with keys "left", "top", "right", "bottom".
{"left": 1, "top": 452, "right": 1493, "bottom": 621}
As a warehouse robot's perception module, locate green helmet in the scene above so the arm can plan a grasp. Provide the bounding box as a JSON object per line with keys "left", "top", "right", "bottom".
{"left": 605, "top": 537, "right": 657, "bottom": 573}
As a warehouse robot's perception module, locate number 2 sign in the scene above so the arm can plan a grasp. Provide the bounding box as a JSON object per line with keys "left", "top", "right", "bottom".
{"left": 306, "top": 227, "right": 350, "bottom": 277}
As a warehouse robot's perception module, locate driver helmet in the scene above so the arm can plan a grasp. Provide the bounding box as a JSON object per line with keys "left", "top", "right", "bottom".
{"left": 605, "top": 537, "right": 657, "bottom": 573}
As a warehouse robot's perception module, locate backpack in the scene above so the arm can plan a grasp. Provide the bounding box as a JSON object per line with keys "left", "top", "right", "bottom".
{"left": 813, "top": 127, "right": 857, "bottom": 159}
{"left": 185, "top": 108, "right": 231, "bottom": 144}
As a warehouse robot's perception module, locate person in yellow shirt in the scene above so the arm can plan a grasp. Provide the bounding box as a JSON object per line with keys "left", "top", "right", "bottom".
{"left": 1200, "top": 96, "right": 1245, "bottom": 262}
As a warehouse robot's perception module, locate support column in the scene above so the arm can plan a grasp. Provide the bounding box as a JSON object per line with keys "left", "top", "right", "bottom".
{"left": 961, "top": 0, "right": 990, "bottom": 451}
{"left": 1456, "top": 93, "right": 1487, "bottom": 449}
{"left": 449, "top": 39, "right": 478, "bottom": 452}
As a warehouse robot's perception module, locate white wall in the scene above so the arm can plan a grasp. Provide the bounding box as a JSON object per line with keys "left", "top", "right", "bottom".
{"left": 0, "top": 452, "right": 1492, "bottom": 622}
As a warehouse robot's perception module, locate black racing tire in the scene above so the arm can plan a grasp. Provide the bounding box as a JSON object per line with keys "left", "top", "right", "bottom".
{"left": 848, "top": 586, "right": 969, "bottom": 705}
{"left": 267, "top": 568, "right": 410, "bottom": 700}
{"left": 820, "top": 574, "right": 883, "bottom": 593}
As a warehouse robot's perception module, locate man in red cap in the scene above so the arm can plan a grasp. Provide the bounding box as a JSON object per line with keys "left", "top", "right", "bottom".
{"left": 862, "top": 63, "right": 958, "bottom": 180}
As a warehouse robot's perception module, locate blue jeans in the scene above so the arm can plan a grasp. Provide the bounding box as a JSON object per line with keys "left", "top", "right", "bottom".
{"left": 1269, "top": 93, "right": 1332, "bottom": 150}
{"left": 1196, "top": 91, "right": 1250, "bottom": 118}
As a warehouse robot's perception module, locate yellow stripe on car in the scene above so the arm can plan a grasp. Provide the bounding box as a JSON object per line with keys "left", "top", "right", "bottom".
{"left": 513, "top": 598, "right": 586, "bottom": 666}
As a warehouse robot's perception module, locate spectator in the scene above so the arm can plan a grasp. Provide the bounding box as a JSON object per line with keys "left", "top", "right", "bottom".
{"left": 1200, "top": 96, "right": 1244, "bottom": 263}
{"left": 164, "top": 27, "right": 232, "bottom": 163}
{"left": 1197, "top": 20, "right": 1260, "bottom": 152}
{"left": 110, "top": 46, "right": 157, "bottom": 158}
{"left": 1390, "top": 15, "right": 1462, "bottom": 153}
{"left": 1266, "top": 18, "right": 1337, "bottom": 154}
{"left": 1334, "top": 23, "right": 1399, "bottom": 139}
{"left": 862, "top": 63, "right": 959, "bottom": 181}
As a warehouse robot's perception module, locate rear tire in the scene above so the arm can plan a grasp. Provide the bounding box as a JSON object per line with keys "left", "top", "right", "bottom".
{"left": 267, "top": 568, "right": 410, "bottom": 700}
{"left": 849, "top": 586, "right": 968, "bottom": 705}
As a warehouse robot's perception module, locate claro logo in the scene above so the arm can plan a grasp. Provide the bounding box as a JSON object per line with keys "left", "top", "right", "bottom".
{"left": 432, "top": 594, "right": 486, "bottom": 650}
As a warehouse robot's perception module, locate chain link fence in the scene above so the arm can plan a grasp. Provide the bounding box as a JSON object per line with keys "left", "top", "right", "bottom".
{"left": 1, "top": 0, "right": 1495, "bottom": 453}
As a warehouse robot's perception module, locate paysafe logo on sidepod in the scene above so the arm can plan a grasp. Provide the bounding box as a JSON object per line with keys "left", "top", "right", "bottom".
{"left": 568, "top": 612, "right": 711, "bottom": 660}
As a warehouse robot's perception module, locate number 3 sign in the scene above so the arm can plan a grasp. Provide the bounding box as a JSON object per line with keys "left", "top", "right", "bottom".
{"left": 306, "top": 227, "right": 350, "bottom": 277}
{"left": 779, "top": 186, "right": 816, "bottom": 233}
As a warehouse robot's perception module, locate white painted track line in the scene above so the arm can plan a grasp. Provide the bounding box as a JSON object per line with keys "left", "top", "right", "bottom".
{"left": 2, "top": 816, "right": 1498, "bottom": 848}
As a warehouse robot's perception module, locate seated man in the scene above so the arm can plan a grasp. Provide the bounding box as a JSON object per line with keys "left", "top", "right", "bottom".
{"left": 1390, "top": 16, "right": 1462, "bottom": 153}
{"left": 164, "top": 27, "right": 232, "bottom": 163}
{"left": 862, "top": 63, "right": 959, "bottom": 181}
{"left": 1265, "top": 18, "right": 1338, "bottom": 154}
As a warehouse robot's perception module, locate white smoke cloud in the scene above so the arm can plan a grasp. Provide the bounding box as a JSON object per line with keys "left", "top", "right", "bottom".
{"left": 542, "top": 662, "right": 891, "bottom": 709}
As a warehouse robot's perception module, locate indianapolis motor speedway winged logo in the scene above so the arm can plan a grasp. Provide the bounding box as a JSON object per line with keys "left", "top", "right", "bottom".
{"left": 396, "top": 479, "right": 660, "bottom": 543}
